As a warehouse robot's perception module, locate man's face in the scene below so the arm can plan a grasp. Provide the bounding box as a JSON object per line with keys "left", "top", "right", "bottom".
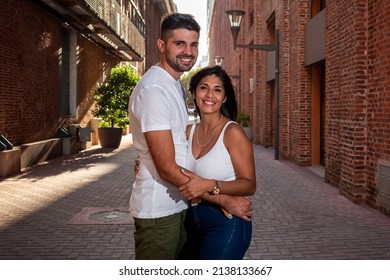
{"left": 158, "top": 28, "right": 199, "bottom": 79}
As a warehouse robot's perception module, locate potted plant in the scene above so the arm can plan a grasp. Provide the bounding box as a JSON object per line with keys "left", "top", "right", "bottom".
{"left": 237, "top": 112, "right": 253, "bottom": 141}
{"left": 92, "top": 64, "right": 140, "bottom": 148}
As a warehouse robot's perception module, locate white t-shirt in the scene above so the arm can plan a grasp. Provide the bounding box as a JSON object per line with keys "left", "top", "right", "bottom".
{"left": 128, "top": 65, "right": 189, "bottom": 218}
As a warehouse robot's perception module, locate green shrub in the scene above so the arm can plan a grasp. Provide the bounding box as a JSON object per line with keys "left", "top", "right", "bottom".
{"left": 237, "top": 112, "right": 251, "bottom": 127}
{"left": 92, "top": 65, "right": 140, "bottom": 128}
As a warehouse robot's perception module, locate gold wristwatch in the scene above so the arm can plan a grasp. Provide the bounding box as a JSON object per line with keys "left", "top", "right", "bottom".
{"left": 211, "top": 180, "right": 221, "bottom": 195}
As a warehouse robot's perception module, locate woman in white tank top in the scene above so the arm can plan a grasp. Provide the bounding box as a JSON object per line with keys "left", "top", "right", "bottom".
{"left": 178, "top": 66, "right": 256, "bottom": 259}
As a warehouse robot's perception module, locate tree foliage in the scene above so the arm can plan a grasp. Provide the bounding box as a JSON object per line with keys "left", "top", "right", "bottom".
{"left": 180, "top": 66, "right": 201, "bottom": 107}
{"left": 93, "top": 65, "right": 140, "bottom": 128}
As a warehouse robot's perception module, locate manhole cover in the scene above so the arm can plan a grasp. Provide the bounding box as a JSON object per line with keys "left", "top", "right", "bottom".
{"left": 68, "top": 207, "right": 134, "bottom": 224}
{"left": 89, "top": 210, "right": 130, "bottom": 223}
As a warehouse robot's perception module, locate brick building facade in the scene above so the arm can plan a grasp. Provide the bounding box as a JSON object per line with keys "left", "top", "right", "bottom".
{"left": 0, "top": 0, "right": 174, "bottom": 175}
{"left": 208, "top": 0, "right": 390, "bottom": 216}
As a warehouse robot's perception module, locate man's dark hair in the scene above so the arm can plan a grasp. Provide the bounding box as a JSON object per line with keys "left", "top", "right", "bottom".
{"left": 161, "top": 13, "right": 201, "bottom": 41}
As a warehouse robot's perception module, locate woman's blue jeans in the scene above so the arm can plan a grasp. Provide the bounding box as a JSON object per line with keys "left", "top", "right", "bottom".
{"left": 184, "top": 202, "right": 252, "bottom": 260}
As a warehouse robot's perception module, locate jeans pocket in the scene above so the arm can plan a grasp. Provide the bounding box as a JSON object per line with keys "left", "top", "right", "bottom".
{"left": 242, "top": 220, "right": 252, "bottom": 243}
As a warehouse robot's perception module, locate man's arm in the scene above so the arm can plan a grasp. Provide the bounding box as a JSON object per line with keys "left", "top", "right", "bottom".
{"left": 142, "top": 130, "right": 252, "bottom": 221}
{"left": 144, "top": 130, "right": 189, "bottom": 187}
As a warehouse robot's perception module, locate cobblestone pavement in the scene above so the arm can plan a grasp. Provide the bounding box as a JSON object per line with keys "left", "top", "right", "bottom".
{"left": 0, "top": 134, "right": 389, "bottom": 260}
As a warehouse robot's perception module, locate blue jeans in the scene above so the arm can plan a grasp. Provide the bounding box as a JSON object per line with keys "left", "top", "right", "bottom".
{"left": 184, "top": 202, "right": 252, "bottom": 260}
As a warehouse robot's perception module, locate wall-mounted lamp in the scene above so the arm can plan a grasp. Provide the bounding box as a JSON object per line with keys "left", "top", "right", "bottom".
{"left": 226, "top": 10, "right": 280, "bottom": 160}
{"left": 214, "top": 56, "right": 224, "bottom": 66}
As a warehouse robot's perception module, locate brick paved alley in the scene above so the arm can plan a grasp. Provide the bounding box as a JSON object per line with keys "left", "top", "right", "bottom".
{"left": 0, "top": 134, "right": 389, "bottom": 260}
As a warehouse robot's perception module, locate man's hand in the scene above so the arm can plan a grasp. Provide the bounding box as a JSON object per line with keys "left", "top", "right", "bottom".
{"left": 223, "top": 196, "right": 253, "bottom": 221}
{"left": 178, "top": 169, "right": 213, "bottom": 200}
{"left": 204, "top": 195, "right": 253, "bottom": 222}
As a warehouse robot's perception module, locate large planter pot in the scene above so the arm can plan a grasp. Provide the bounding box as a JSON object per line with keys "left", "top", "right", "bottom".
{"left": 122, "top": 124, "right": 131, "bottom": 135}
{"left": 242, "top": 126, "right": 253, "bottom": 141}
{"left": 98, "top": 127, "right": 123, "bottom": 148}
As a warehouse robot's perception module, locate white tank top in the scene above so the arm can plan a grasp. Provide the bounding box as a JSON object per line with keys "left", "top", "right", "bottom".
{"left": 186, "top": 121, "right": 237, "bottom": 181}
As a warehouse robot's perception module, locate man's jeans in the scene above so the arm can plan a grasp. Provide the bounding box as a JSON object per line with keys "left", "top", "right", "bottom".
{"left": 134, "top": 210, "right": 187, "bottom": 259}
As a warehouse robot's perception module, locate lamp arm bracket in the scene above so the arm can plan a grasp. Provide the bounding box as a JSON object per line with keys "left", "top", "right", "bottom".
{"left": 236, "top": 44, "right": 275, "bottom": 51}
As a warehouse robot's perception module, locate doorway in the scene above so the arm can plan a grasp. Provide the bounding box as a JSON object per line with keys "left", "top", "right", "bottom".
{"left": 311, "top": 61, "right": 325, "bottom": 165}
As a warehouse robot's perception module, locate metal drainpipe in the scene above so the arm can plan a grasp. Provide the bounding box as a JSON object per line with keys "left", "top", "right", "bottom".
{"left": 275, "top": 29, "right": 280, "bottom": 160}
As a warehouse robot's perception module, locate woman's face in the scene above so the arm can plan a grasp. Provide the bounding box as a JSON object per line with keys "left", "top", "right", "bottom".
{"left": 193, "top": 74, "right": 227, "bottom": 116}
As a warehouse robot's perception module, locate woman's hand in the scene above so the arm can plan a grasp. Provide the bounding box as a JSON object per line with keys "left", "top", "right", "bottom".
{"left": 178, "top": 169, "right": 214, "bottom": 200}
{"left": 133, "top": 157, "right": 140, "bottom": 174}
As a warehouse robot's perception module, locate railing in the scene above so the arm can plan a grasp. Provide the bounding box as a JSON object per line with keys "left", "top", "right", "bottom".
{"left": 85, "top": 0, "right": 145, "bottom": 57}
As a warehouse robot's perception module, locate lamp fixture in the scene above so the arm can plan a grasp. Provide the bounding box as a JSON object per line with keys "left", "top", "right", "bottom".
{"left": 226, "top": 10, "right": 276, "bottom": 51}
{"left": 214, "top": 56, "right": 224, "bottom": 66}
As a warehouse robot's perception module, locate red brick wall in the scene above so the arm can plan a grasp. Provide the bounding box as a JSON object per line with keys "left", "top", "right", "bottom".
{"left": 0, "top": 0, "right": 120, "bottom": 146}
{"left": 326, "top": 0, "right": 370, "bottom": 203}
{"left": 252, "top": 0, "right": 275, "bottom": 147}
{"left": 325, "top": 0, "right": 390, "bottom": 213}
{"left": 282, "top": 1, "right": 311, "bottom": 165}
{"left": 77, "top": 35, "right": 118, "bottom": 128}
{"left": 0, "top": 0, "right": 62, "bottom": 144}
{"left": 0, "top": 0, "right": 21, "bottom": 144}
{"left": 144, "top": 0, "right": 163, "bottom": 71}
{"left": 209, "top": 0, "right": 390, "bottom": 215}
{"left": 365, "top": 0, "right": 390, "bottom": 214}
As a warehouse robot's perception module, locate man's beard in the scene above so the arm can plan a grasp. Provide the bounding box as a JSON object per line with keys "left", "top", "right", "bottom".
{"left": 167, "top": 53, "right": 196, "bottom": 72}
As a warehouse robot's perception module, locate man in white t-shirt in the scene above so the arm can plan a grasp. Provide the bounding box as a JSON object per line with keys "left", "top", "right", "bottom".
{"left": 128, "top": 13, "right": 251, "bottom": 260}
